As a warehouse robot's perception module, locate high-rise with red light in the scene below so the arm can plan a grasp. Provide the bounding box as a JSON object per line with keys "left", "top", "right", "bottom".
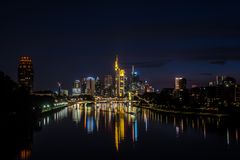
{"left": 18, "top": 56, "right": 34, "bottom": 91}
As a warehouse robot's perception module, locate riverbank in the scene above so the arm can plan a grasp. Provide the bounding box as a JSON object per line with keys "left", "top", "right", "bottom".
{"left": 135, "top": 105, "right": 230, "bottom": 117}
{"left": 40, "top": 102, "right": 68, "bottom": 116}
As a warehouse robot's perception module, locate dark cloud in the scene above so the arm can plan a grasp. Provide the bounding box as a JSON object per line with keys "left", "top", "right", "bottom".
{"left": 200, "top": 73, "right": 213, "bottom": 76}
{"left": 209, "top": 60, "right": 226, "bottom": 65}
{"left": 193, "top": 47, "right": 240, "bottom": 61}
{"left": 122, "top": 60, "right": 171, "bottom": 69}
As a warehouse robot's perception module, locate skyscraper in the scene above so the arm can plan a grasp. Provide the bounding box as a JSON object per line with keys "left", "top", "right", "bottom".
{"left": 18, "top": 56, "right": 34, "bottom": 91}
{"left": 86, "top": 77, "right": 95, "bottom": 96}
{"left": 72, "top": 80, "right": 81, "bottom": 96}
{"left": 104, "top": 75, "right": 114, "bottom": 97}
{"left": 130, "top": 65, "right": 140, "bottom": 92}
{"left": 104, "top": 75, "right": 113, "bottom": 89}
{"left": 81, "top": 78, "right": 87, "bottom": 94}
{"left": 95, "top": 77, "right": 103, "bottom": 96}
{"left": 175, "top": 77, "right": 187, "bottom": 90}
{"left": 114, "top": 55, "right": 125, "bottom": 97}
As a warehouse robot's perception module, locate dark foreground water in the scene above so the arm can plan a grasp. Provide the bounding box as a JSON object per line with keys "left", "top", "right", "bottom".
{"left": 9, "top": 103, "right": 240, "bottom": 160}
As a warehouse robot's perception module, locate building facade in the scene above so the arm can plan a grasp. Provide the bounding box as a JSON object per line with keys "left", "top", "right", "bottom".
{"left": 175, "top": 77, "right": 187, "bottom": 90}
{"left": 72, "top": 80, "right": 81, "bottom": 96}
{"left": 18, "top": 56, "right": 34, "bottom": 91}
{"left": 114, "top": 55, "right": 125, "bottom": 97}
{"left": 86, "top": 77, "right": 95, "bottom": 96}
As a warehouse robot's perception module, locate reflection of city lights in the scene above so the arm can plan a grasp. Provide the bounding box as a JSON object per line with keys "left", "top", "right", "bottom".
{"left": 87, "top": 117, "right": 94, "bottom": 134}
{"left": 144, "top": 112, "right": 148, "bottom": 132}
{"left": 180, "top": 119, "right": 184, "bottom": 132}
{"left": 134, "top": 120, "right": 138, "bottom": 142}
{"left": 236, "top": 129, "right": 239, "bottom": 143}
{"left": 120, "top": 115, "right": 125, "bottom": 141}
{"left": 19, "top": 149, "right": 31, "bottom": 160}
{"left": 203, "top": 125, "right": 206, "bottom": 139}
{"left": 176, "top": 126, "right": 180, "bottom": 138}
{"left": 115, "top": 120, "right": 119, "bottom": 152}
{"left": 227, "top": 128, "right": 230, "bottom": 145}
{"left": 173, "top": 117, "right": 176, "bottom": 126}
{"left": 72, "top": 103, "right": 138, "bottom": 135}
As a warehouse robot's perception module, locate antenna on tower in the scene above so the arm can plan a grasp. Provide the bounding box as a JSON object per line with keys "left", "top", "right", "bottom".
{"left": 132, "top": 65, "right": 135, "bottom": 75}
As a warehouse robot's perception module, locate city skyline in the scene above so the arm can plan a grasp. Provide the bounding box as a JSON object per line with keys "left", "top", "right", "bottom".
{"left": 3, "top": 54, "right": 240, "bottom": 92}
{"left": 2, "top": 1, "right": 240, "bottom": 159}
{"left": 1, "top": 0, "right": 240, "bottom": 90}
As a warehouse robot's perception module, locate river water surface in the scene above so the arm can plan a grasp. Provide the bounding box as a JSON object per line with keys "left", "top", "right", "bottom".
{"left": 15, "top": 103, "right": 240, "bottom": 160}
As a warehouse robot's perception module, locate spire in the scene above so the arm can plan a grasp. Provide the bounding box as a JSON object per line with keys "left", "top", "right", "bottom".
{"left": 132, "top": 65, "right": 135, "bottom": 75}
{"left": 115, "top": 55, "right": 119, "bottom": 71}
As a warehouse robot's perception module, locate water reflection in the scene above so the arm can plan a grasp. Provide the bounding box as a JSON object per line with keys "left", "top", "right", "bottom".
{"left": 68, "top": 102, "right": 139, "bottom": 151}
{"left": 67, "top": 102, "right": 240, "bottom": 151}
{"left": 6, "top": 102, "right": 240, "bottom": 160}
{"left": 140, "top": 108, "right": 240, "bottom": 145}
{"left": 39, "top": 107, "right": 68, "bottom": 127}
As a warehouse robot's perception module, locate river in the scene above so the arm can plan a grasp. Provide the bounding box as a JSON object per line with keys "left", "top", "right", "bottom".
{"left": 10, "top": 102, "right": 240, "bottom": 160}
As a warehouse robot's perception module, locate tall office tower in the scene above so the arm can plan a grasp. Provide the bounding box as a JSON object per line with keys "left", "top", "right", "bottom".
{"left": 95, "top": 76, "right": 103, "bottom": 96}
{"left": 104, "top": 75, "right": 113, "bottom": 89}
{"left": 114, "top": 55, "right": 125, "bottom": 97}
{"left": 104, "top": 75, "right": 113, "bottom": 97}
{"left": 81, "top": 78, "right": 87, "bottom": 94}
{"left": 18, "top": 56, "right": 34, "bottom": 91}
{"left": 86, "top": 77, "right": 95, "bottom": 96}
{"left": 175, "top": 77, "right": 187, "bottom": 90}
{"left": 130, "top": 65, "right": 140, "bottom": 92}
{"left": 72, "top": 80, "right": 81, "bottom": 96}
{"left": 216, "top": 75, "right": 225, "bottom": 85}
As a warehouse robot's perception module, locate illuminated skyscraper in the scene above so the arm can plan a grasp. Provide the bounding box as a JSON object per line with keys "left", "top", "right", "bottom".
{"left": 18, "top": 56, "right": 34, "bottom": 91}
{"left": 130, "top": 65, "right": 140, "bottom": 92}
{"left": 95, "top": 76, "right": 103, "bottom": 96}
{"left": 104, "top": 75, "right": 113, "bottom": 89}
{"left": 104, "top": 75, "right": 114, "bottom": 97}
{"left": 86, "top": 77, "right": 95, "bottom": 96}
{"left": 81, "top": 78, "right": 87, "bottom": 94}
{"left": 72, "top": 80, "right": 81, "bottom": 96}
{"left": 174, "top": 77, "right": 188, "bottom": 103}
{"left": 175, "top": 77, "right": 187, "bottom": 90}
{"left": 114, "top": 55, "right": 125, "bottom": 97}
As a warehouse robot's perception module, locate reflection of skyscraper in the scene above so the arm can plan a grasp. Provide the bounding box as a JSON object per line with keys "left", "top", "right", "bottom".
{"left": 87, "top": 116, "right": 94, "bottom": 133}
{"left": 86, "top": 77, "right": 95, "bottom": 96}
{"left": 114, "top": 55, "right": 125, "bottom": 97}
{"left": 18, "top": 56, "right": 34, "bottom": 91}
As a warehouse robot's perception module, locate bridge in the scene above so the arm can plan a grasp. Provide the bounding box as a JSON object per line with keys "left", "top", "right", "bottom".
{"left": 68, "top": 91, "right": 153, "bottom": 116}
{"left": 68, "top": 91, "right": 151, "bottom": 106}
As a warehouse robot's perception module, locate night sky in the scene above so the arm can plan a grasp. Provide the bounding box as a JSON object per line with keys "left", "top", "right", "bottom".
{"left": 1, "top": 0, "right": 240, "bottom": 91}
